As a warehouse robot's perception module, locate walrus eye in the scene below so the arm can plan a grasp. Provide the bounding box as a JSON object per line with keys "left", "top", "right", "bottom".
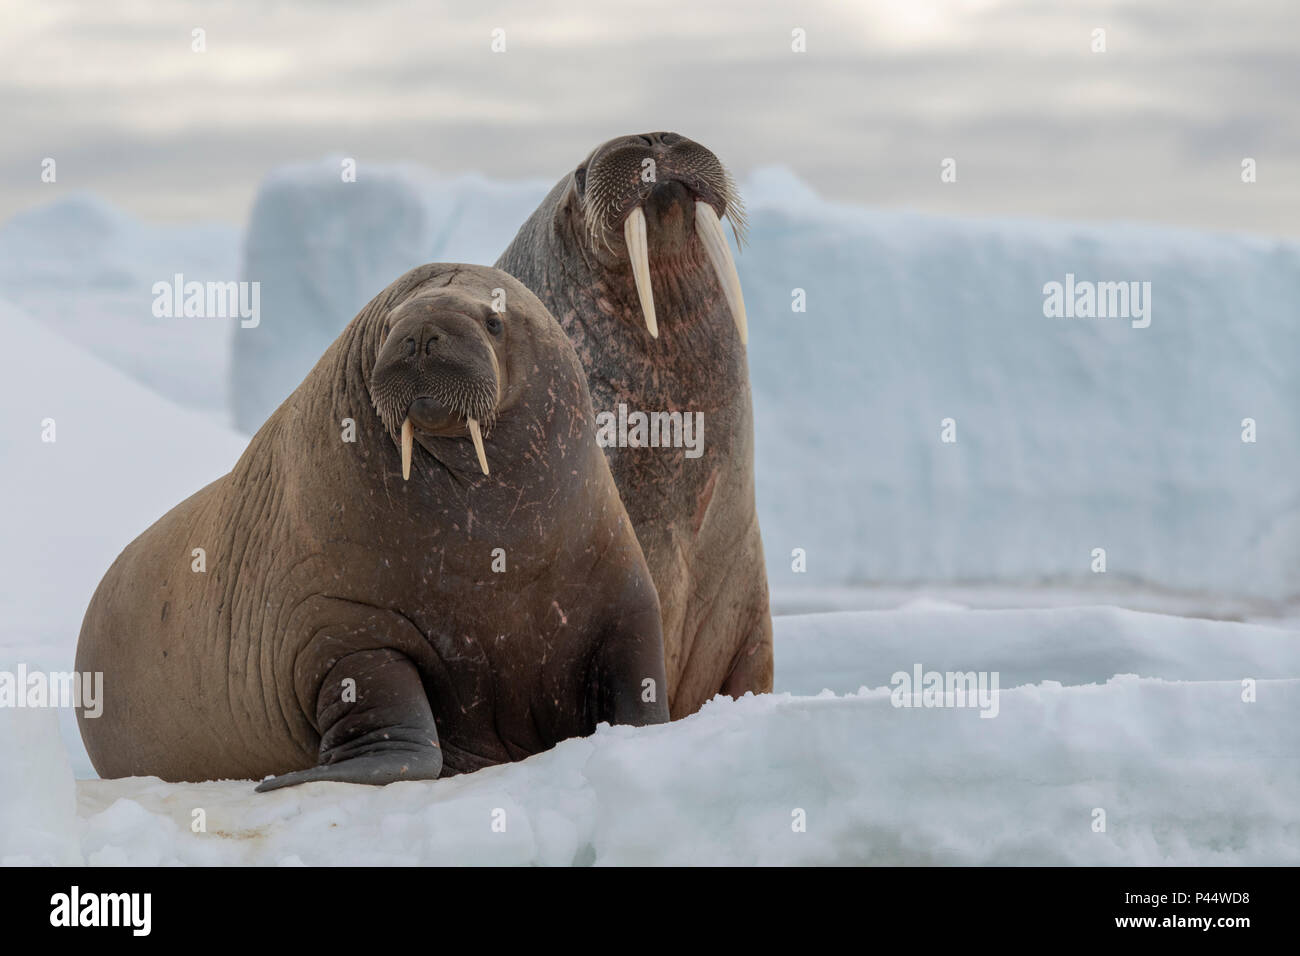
{"left": 574, "top": 167, "right": 586, "bottom": 195}
{"left": 486, "top": 315, "right": 503, "bottom": 335}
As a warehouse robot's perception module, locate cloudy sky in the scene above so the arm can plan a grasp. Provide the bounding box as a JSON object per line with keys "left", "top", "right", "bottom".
{"left": 3, "top": 0, "right": 1296, "bottom": 235}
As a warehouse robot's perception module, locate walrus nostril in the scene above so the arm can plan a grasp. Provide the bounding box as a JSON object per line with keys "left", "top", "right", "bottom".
{"left": 419, "top": 328, "right": 444, "bottom": 357}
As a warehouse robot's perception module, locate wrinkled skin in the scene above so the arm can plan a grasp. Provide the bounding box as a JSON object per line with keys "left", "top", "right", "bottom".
{"left": 497, "top": 132, "right": 773, "bottom": 718}
{"left": 76, "top": 263, "right": 667, "bottom": 788}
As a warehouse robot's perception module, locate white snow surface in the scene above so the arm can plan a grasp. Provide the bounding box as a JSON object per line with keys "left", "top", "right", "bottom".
{"left": 4, "top": 605, "right": 1297, "bottom": 865}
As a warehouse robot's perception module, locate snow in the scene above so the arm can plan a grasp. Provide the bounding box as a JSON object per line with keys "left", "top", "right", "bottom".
{"left": 0, "top": 299, "right": 248, "bottom": 656}
{"left": 0, "top": 707, "right": 81, "bottom": 866}
{"left": 770, "top": 583, "right": 1299, "bottom": 624}
{"left": 6, "top": 606, "right": 1297, "bottom": 865}
{"left": 774, "top": 605, "right": 1300, "bottom": 696}
{"left": 3, "top": 502, "right": 1296, "bottom": 865}
{"left": 0, "top": 194, "right": 239, "bottom": 416}
{"left": 2, "top": 168, "right": 1297, "bottom": 865}
{"left": 744, "top": 168, "right": 1300, "bottom": 603}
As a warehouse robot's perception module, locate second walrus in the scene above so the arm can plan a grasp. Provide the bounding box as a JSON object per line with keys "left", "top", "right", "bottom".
{"left": 498, "top": 131, "right": 773, "bottom": 717}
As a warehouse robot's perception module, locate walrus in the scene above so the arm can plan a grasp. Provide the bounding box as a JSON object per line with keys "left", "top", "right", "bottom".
{"left": 75, "top": 263, "right": 668, "bottom": 789}
{"left": 496, "top": 132, "right": 772, "bottom": 718}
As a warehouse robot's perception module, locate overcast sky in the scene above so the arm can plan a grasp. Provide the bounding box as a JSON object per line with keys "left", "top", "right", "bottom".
{"left": 3, "top": 0, "right": 1296, "bottom": 235}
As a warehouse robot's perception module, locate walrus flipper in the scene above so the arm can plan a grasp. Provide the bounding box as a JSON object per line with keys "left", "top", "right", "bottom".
{"left": 720, "top": 610, "right": 775, "bottom": 700}
{"left": 256, "top": 648, "right": 442, "bottom": 791}
{"left": 596, "top": 599, "right": 671, "bottom": 727}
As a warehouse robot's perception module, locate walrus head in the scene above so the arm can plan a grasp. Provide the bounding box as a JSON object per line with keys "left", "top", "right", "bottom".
{"left": 370, "top": 289, "right": 508, "bottom": 480}
{"left": 564, "top": 131, "right": 748, "bottom": 343}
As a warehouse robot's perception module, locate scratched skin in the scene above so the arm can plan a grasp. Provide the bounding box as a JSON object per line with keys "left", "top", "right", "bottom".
{"left": 497, "top": 133, "right": 774, "bottom": 718}
{"left": 76, "top": 264, "right": 667, "bottom": 788}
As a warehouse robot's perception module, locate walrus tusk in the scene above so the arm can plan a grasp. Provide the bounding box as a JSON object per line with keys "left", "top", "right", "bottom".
{"left": 401, "top": 417, "right": 413, "bottom": 480}
{"left": 624, "top": 206, "right": 658, "bottom": 338}
{"left": 695, "top": 201, "right": 748, "bottom": 345}
{"left": 467, "top": 418, "right": 489, "bottom": 476}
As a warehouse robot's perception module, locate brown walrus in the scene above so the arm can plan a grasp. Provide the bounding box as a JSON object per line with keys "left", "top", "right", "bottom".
{"left": 497, "top": 132, "right": 772, "bottom": 718}
{"left": 75, "top": 263, "right": 668, "bottom": 789}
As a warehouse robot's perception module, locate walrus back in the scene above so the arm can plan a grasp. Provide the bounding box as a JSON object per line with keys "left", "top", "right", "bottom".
{"left": 76, "top": 478, "right": 226, "bottom": 778}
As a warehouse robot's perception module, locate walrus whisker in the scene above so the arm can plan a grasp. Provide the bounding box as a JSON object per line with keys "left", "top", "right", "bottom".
{"left": 695, "top": 201, "right": 748, "bottom": 345}
{"left": 624, "top": 206, "right": 658, "bottom": 338}
{"left": 720, "top": 170, "right": 748, "bottom": 247}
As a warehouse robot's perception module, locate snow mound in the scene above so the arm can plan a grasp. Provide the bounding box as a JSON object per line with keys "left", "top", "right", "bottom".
{"left": 3, "top": 605, "right": 1294, "bottom": 865}
{"left": 0, "top": 194, "right": 239, "bottom": 416}
{"left": 60, "top": 674, "right": 1300, "bottom": 866}
{"left": 775, "top": 605, "right": 1300, "bottom": 696}
{"left": 746, "top": 169, "right": 1300, "bottom": 602}
{"left": 0, "top": 706, "right": 80, "bottom": 866}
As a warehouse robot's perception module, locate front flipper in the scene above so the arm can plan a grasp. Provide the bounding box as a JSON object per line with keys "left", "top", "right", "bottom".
{"left": 596, "top": 590, "right": 670, "bottom": 727}
{"left": 256, "top": 648, "right": 441, "bottom": 792}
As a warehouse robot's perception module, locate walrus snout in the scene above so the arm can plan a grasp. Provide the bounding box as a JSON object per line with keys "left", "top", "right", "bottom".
{"left": 641, "top": 180, "right": 696, "bottom": 246}
{"left": 371, "top": 302, "right": 502, "bottom": 480}
{"left": 582, "top": 133, "right": 740, "bottom": 238}
{"left": 578, "top": 132, "right": 749, "bottom": 344}
{"left": 406, "top": 396, "right": 469, "bottom": 433}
